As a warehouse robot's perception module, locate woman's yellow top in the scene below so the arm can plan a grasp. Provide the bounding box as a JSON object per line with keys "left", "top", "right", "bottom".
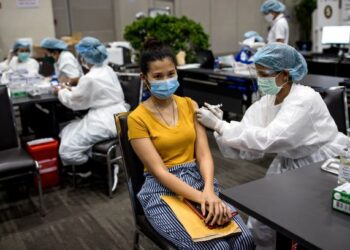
{"left": 128, "top": 95, "right": 196, "bottom": 171}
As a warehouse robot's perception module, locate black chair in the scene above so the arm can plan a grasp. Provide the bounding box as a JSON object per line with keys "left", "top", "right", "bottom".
{"left": 322, "top": 86, "right": 349, "bottom": 135}
{"left": 196, "top": 49, "right": 215, "bottom": 69}
{"left": 73, "top": 74, "right": 142, "bottom": 198}
{"left": 0, "top": 85, "right": 44, "bottom": 215}
{"left": 115, "top": 112, "right": 176, "bottom": 250}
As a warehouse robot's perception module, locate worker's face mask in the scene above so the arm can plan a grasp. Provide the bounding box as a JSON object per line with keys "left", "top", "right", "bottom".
{"left": 148, "top": 75, "right": 179, "bottom": 100}
{"left": 18, "top": 52, "right": 30, "bottom": 62}
{"left": 264, "top": 13, "right": 274, "bottom": 23}
{"left": 257, "top": 72, "right": 287, "bottom": 95}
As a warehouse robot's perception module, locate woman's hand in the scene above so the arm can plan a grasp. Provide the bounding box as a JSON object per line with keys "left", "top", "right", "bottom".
{"left": 200, "top": 187, "right": 232, "bottom": 226}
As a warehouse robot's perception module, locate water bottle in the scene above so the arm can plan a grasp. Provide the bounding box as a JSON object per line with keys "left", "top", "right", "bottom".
{"left": 214, "top": 58, "right": 220, "bottom": 71}
{"left": 50, "top": 74, "right": 59, "bottom": 86}
{"left": 338, "top": 147, "right": 350, "bottom": 184}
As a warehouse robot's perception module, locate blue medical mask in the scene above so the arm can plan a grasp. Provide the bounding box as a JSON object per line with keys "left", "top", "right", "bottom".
{"left": 18, "top": 52, "right": 30, "bottom": 62}
{"left": 257, "top": 73, "right": 287, "bottom": 95}
{"left": 148, "top": 76, "right": 179, "bottom": 100}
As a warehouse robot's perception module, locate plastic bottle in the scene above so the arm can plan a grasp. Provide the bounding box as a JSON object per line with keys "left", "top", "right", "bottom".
{"left": 50, "top": 74, "right": 59, "bottom": 86}
{"left": 339, "top": 148, "right": 350, "bottom": 184}
{"left": 214, "top": 58, "right": 220, "bottom": 71}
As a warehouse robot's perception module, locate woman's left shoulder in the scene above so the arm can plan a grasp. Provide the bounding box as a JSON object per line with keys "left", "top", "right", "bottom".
{"left": 174, "top": 95, "right": 197, "bottom": 109}
{"left": 290, "top": 84, "right": 321, "bottom": 105}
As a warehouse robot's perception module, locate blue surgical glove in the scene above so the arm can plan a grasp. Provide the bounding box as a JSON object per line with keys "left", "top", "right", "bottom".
{"left": 196, "top": 107, "right": 224, "bottom": 133}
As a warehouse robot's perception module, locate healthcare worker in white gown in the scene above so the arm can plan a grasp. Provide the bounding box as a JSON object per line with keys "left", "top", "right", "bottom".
{"left": 7, "top": 39, "right": 39, "bottom": 73}
{"left": 196, "top": 43, "right": 350, "bottom": 250}
{"left": 55, "top": 37, "right": 129, "bottom": 190}
{"left": 0, "top": 39, "right": 39, "bottom": 82}
{"left": 40, "top": 37, "right": 83, "bottom": 84}
{"left": 261, "top": 0, "right": 289, "bottom": 44}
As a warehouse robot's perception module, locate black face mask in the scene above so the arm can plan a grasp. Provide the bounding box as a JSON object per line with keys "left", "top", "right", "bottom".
{"left": 44, "top": 54, "right": 55, "bottom": 65}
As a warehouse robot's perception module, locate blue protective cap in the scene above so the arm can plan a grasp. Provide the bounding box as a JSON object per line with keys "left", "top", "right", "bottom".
{"left": 40, "top": 37, "right": 68, "bottom": 50}
{"left": 13, "top": 39, "right": 31, "bottom": 51}
{"left": 260, "top": 0, "right": 286, "bottom": 14}
{"left": 75, "top": 37, "right": 107, "bottom": 65}
{"left": 253, "top": 43, "right": 308, "bottom": 81}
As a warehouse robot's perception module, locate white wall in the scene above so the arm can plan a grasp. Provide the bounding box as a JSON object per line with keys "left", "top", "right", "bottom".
{"left": 0, "top": 0, "right": 55, "bottom": 59}
{"left": 114, "top": 0, "right": 299, "bottom": 54}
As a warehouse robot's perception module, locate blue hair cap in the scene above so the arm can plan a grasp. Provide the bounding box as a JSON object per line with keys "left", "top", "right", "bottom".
{"left": 253, "top": 43, "right": 308, "bottom": 81}
{"left": 75, "top": 37, "right": 107, "bottom": 65}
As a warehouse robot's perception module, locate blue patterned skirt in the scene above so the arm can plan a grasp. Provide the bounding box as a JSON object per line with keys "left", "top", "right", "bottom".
{"left": 137, "top": 161, "right": 255, "bottom": 250}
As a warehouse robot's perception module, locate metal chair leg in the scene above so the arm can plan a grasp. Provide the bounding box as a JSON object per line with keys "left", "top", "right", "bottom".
{"left": 72, "top": 165, "right": 77, "bottom": 189}
{"left": 106, "top": 153, "right": 113, "bottom": 198}
{"left": 35, "top": 161, "right": 45, "bottom": 216}
{"left": 133, "top": 229, "right": 140, "bottom": 250}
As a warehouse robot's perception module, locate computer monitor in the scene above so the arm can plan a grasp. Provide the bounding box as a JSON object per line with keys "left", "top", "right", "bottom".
{"left": 321, "top": 26, "right": 350, "bottom": 45}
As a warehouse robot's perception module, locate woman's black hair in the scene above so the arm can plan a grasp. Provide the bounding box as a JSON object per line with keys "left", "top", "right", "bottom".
{"left": 140, "top": 38, "right": 177, "bottom": 75}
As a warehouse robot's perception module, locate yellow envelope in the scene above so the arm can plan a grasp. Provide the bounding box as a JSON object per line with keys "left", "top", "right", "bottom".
{"left": 161, "top": 195, "right": 241, "bottom": 242}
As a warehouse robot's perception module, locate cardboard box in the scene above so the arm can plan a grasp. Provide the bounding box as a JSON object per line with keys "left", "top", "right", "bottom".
{"left": 332, "top": 182, "right": 350, "bottom": 215}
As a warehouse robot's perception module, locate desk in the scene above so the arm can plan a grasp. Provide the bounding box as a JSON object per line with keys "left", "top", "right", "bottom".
{"left": 299, "top": 74, "right": 346, "bottom": 92}
{"left": 12, "top": 94, "right": 60, "bottom": 138}
{"left": 221, "top": 163, "right": 350, "bottom": 250}
{"left": 11, "top": 94, "right": 58, "bottom": 106}
{"left": 305, "top": 56, "right": 350, "bottom": 78}
{"left": 178, "top": 68, "right": 346, "bottom": 115}
{"left": 178, "top": 68, "right": 257, "bottom": 114}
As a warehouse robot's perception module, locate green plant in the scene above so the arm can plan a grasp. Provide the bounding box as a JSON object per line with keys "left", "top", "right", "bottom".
{"left": 294, "top": 0, "right": 317, "bottom": 42}
{"left": 123, "top": 15, "right": 210, "bottom": 63}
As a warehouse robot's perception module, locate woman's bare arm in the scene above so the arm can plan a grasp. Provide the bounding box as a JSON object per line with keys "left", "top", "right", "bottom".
{"left": 130, "top": 138, "right": 203, "bottom": 203}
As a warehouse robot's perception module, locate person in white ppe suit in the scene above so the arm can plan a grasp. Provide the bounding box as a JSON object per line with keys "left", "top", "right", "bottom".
{"left": 0, "top": 39, "right": 39, "bottom": 83}
{"left": 196, "top": 43, "right": 350, "bottom": 250}
{"left": 261, "top": 0, "right": 289, "bottom": 44}
{"left": 55, "top": 37, "right": 129, "bottom": 191}
{"left": 40, "top": 37, "right": 82, "bottom": 84}
{"left": 5, "top": 39, "right": 39, "bottom": 73}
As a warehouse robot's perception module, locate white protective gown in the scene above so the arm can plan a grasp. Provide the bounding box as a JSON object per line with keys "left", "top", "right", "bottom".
{"left": 58, "top": 65, "right": 130, "bottom": 166}
{"left": 55, "top": 51, "right": 83, "bottom": 79}
{"left": 8, "top": 56, "right": 39, "bottom": 74}
{"left": 267, "top": 14, "right": 289, "bottom": 44}
{"left": 214, "top": 84, "right": 349, "bottom": 250}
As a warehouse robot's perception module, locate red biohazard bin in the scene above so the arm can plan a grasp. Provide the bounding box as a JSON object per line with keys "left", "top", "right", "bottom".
{"left": 26, "top": 138, "right": 60, "bottom": 189}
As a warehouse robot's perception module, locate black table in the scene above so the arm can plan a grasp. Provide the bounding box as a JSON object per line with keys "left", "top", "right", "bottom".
{"left": 299, "top": 74, "right": 346, "bottom": 92}
{"left": 178, "top": 68, "right": 257, "bottom": 115}
{"left": 305, "top": 56, "right": 350, "bottom": 78}
{"left": 12, "top": 94, "right": 60, "bottom": 138}
{"left": 11, "top": 93, "right": 58, "bottom": 106}
{"left": 221, "top": 162, "right": 350, "bottom": 250}
{"left": 178, "top": 67, "right": 346, "bottom": 115}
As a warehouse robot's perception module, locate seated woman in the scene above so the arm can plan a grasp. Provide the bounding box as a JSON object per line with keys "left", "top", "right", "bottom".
{"left": 0, "top": 39, "right": 39, "bottom": 80}
{"left": 40, "top": 37, "right": 83, "bottom": 85}
{"left": 8, "top": 39, "right": 39, "bottom": 73}
{"left": 55, "top": 37, "right": 129, "bottom": 191}
{"left": 128, "top": 38, "right": 254, "bottom": 249}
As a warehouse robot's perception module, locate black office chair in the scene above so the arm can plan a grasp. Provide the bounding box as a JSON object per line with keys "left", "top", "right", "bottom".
{"left": 322, "top": 86, "right": 349, "bottom": 135}
{"left": 72, "top": 74, "right": 142, "bottom": 197}
{"left": 0, "top": 85, "right": 44, "bottom": 215}
{"left": 196, "top": 49, "right": 215, "bottom": 69}
{"left": 115, "top": 112, "right": 176, "bottom": 250}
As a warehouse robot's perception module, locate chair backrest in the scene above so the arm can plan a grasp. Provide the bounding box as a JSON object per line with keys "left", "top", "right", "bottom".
{"left": 196, "top": 49, "right": 215, "bottom": 69}
{"left": 323, "top": 86, "right": 349, "bottom": 135}
{"left": 115, "top": 112, "right": 145, "bottom": 218}
{"left": 0, "top": 85, "right": 19, "bottom": 150}
{"left": 119, "top": 75, "right": 142, "bottom": 111}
